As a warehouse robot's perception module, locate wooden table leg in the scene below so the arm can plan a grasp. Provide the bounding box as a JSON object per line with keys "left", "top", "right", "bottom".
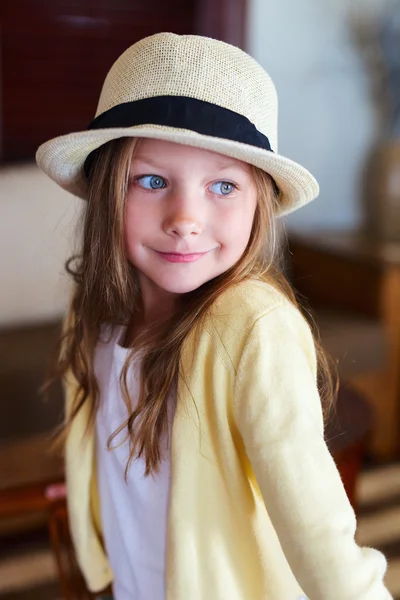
{"left": 48, "top": 503, "right": 74, "bottom": 600}
{"left": 381, "top": 265, "right": 400, "bottom": 456}
{"left": 48, "top": 501, "right": 94, "bottom": 600}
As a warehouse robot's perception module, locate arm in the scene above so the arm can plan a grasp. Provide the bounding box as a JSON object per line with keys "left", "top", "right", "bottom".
{"left": 234, "top": 305, "right": 392, "bottom": 600}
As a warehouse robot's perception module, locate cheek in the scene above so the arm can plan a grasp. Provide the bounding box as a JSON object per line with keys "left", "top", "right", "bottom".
{"left": 217, "top": 202, "right": 256, "bottom": 248}
{"left": 123, "top": 207, "right": 137, "bottom": 250}
{"left": 124, "top": 201, "right": 154, "bottom": 243}
{"left": 124, "top": 204, "right": 148, "bottom": 263}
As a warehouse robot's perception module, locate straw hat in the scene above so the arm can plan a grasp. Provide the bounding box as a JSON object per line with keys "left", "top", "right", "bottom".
{"left": 36, "top": 32, "right": 319, "bottom": 216}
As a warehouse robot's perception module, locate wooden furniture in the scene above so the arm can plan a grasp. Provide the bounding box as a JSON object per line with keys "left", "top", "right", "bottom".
{"left": 0, "top": 432, "right": 64, "bottom": 544}
{"left": 0, "top": 318, "right": 64, "bottom": 539}
{"left": 0, "top": 315, "right": 96, "bottom": 599}
{"left": 0, "top": 434, "right": 73, "bottom": 598}
{"left": 0, "top": 465, "right": 91, "bottom": 600}
{"left": 48, "top": 500, "right": 94, "bottom": 600}
{"left": 0, "top": 434, "right": 64, "bottom": 518}
{"left": 326, "top": 385, "right": 374, "bottom": 509}
{"left": 289, "top": 228, "right": 400, "bottom": 459}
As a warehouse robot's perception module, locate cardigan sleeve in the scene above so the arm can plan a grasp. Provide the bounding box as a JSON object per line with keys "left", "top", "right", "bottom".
{"left": 234, "top": 304, "right": 392, "bottom": 600}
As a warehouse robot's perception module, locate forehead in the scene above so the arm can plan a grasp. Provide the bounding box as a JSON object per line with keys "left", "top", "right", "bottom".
{"left": 132, "top": 138, "right": 252, "bottom": 173}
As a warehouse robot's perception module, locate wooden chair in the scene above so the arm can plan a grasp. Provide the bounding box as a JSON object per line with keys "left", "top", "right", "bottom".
{"left": 47, "top": 496, "right": 94, "bottom": 600}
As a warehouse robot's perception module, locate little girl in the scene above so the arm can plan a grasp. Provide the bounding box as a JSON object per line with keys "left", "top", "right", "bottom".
{"left": 37, "top": 33, "right": 392, "bottom": 600}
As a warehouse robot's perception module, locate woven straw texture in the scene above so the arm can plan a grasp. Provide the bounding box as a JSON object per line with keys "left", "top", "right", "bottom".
{"left": 36, "top": 32, "right": 319, "bottom": 216}
{"left": 95, "top": 34, "right": 278, "bottom": 152}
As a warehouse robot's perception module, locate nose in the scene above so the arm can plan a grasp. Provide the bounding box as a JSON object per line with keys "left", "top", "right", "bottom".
{"left": 163, "top": 193, "right": 204, "bottom": 239}
{"left": 165, "top": 217, "right": 201, "bottom": 238}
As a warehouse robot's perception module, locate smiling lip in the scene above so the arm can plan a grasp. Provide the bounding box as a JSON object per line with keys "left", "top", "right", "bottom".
{"left": 155, "top": 251, "right": 209, "bottom": 263}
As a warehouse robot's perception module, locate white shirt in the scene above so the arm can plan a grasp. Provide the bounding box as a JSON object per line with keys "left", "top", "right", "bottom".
{"left": 95, "top": 326, "right": 172, "bottom": 600}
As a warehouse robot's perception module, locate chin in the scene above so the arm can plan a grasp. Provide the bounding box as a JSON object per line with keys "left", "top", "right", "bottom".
{"left": 158, "top": 277, "right": 207, "bottom": 295}
{"left": 153, "top": 268, "right": 220, "bottom": 294}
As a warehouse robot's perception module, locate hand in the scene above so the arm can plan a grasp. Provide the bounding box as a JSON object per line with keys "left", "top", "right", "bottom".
{"left": 45, "top": 482, "right": 67, "bottom": 500}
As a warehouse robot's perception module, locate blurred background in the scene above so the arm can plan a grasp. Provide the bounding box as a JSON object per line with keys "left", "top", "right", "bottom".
{"left": 1, "top": 0, "right": 400, "bottom": 598}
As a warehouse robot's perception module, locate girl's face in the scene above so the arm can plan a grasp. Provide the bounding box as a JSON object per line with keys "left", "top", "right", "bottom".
{"left": 124, "top": 139, "right": 258, "bottom": 306}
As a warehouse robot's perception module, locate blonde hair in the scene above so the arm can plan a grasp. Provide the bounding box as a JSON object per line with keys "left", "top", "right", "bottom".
{"left": 56, "top": 137, "right": 337, "bottom": 476}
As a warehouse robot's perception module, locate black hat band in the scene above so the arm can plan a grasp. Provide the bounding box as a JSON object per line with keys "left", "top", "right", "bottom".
{"left": 84, "top": 95, "right": 273, "bottom": 177}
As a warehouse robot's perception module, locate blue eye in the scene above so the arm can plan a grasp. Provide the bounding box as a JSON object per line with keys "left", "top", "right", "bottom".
{"left": 137, "top": 175, "right": 166, "bottom": 190}
{"left": 210, "top": 181, "right": 236, "bottom": 195}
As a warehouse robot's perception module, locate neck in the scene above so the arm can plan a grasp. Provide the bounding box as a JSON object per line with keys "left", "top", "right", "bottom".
{"left": 140, "top": 291, "right": 177, "bottom": 327}
{"left": 124, "top": 279, "right": 178, "bottom": 347}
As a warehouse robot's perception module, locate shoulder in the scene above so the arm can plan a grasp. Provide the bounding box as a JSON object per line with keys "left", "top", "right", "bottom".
{"left": 211, "top": 278, "right": 287, "bottom": 319}
{"left": 208, "top": 278, "right": 309, "bottom": 336}
{"left": 201, "top": 279, "right": 315, "bottom": 372}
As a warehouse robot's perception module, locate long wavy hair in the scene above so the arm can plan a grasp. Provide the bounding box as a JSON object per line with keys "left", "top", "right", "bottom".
{"left": 56, "top": 137, "right": 337, "bottom": 476}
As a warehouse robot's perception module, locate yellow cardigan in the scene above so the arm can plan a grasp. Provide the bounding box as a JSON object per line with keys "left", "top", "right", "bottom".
{"left": 64, "top": 280, "right": 392, "bottom": 599}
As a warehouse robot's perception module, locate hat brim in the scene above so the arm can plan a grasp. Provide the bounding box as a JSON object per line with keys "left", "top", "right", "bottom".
{"left": 36, "top": 124, "right": 319, "bottom": 216}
